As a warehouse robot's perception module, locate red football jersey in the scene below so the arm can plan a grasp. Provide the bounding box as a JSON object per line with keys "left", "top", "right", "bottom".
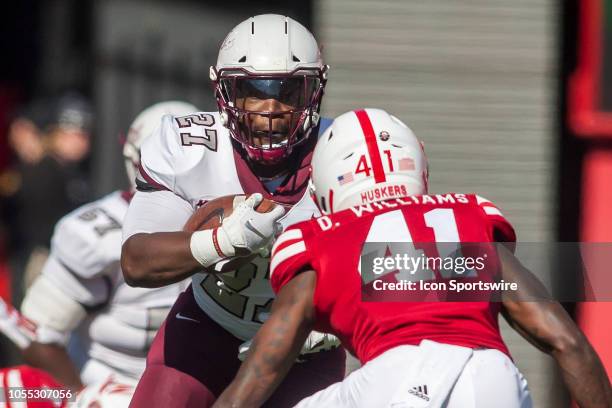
{"left": 271, "top": 193, "right": 515, "bottom": 364}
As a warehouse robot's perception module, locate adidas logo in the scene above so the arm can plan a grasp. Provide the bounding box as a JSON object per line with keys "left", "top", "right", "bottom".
{"left": 408, "top": 384, "right": 430, "bottom": 401}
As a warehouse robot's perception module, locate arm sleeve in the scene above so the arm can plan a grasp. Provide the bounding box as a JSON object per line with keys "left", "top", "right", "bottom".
{"left": 122, "top": 190, "right": 194, "bottom": 243}
{"left": 270, "top": 225, "right": 314, "bottom": 293}
{"left": 21, "top": 259, "right": 94, "bottom": 345}
{"left": 475, "top": 195, "right": 517, "bottom": 244}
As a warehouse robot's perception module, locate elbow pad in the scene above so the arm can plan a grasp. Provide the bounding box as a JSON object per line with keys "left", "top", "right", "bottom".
{"left": 21, "top": 275, "right": 87, "bottom": 345}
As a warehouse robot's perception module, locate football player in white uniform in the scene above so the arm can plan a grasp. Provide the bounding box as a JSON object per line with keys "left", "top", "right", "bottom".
{"left": 16, "top": 101, "right": 196, "bottom": 404}
{"left": 121, "top": 14, "right": 345, "bottom": 408}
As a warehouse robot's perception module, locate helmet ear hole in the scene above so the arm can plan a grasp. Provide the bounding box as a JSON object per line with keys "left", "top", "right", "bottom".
{"left": 320, "top": 196, "right": 327, "bottom": 213}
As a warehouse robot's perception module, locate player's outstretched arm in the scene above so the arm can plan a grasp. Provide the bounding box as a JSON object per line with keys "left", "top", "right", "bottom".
{"left": 499, "top": 246, "right": 612, "bottom": 408}
{"left": 213, "top": 270, "right": 317, "bottom": 408}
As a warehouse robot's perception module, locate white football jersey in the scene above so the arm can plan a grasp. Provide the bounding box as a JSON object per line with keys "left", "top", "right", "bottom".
{"left": 26, "top": 191, "right": 188, "bottom": 383}
{"left": 135, "top": 111, "right": 331, "bottom": 340}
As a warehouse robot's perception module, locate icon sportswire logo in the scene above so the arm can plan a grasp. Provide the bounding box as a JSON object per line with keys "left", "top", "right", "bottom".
{"left": 408, "top": 384, "right": 430, "bottom": 401}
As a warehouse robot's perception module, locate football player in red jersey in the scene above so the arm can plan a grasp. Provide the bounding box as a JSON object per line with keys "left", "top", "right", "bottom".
{"left": 215, "top": 109, "right": 611, "bottom": 408}
{"left": 121, "top": 15, "right": 344, "bottom": 408}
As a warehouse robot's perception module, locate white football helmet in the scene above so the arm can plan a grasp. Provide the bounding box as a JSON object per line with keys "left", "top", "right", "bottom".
{"left": 310, "top": 108, "right": 428, "bottom": 214}
{"left": 123, "top": 101, "right": 198, "bottom": 190}
{"left": 211, "top": 14, "right": 329, "bottom": 164}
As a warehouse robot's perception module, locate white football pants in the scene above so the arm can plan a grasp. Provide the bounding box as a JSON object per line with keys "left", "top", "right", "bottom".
{"left": 294, "top": 342, "right": 532, "bottom": 408}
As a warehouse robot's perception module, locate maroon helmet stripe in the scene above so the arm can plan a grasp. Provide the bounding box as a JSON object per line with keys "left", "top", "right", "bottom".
{"left": 328, "top": 189, "right": 334, "bottom": 213}
{"left": 354, "top": 109, "right": 386, "bottom": 183}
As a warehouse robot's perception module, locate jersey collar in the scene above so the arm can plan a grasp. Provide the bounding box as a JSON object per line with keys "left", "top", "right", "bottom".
{"left": 231, "top": 136, "right": 315, "bottom": 207}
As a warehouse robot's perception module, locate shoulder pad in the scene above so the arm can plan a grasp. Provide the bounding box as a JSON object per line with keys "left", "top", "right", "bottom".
{"left": 138, "top": 112, "right": 222, "bottom": 192}
{"left": 270, "top": 223, "right": 315, "bottom": 292}
{"left": 50, "top": 198, "right": 123, "bottom": 278}
{"left": 474, "top": 195, "right": 516, "bottom": 244}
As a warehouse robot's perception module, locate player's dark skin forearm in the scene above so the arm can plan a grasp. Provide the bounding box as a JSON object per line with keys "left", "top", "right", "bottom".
{"left": 213, "top": 271, "right": 317, "bottom": 408}
{"left": 551, "top": 332, "right": 612, "bottom": 408}
{"left": 22, "top": 342, "right": 83, "bottom": 392}
{"left": 121, "top": 232, "right": 201, "bottom": 288}
{"left": 499, "top": 246, "right": 612, "bottom": 408}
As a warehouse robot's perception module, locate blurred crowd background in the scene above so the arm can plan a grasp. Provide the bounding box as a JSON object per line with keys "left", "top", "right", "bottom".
{"left": 0, "top": 1, "right": 610, "bottom": 407}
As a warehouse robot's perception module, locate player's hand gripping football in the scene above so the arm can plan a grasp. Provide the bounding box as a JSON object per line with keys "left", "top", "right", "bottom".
{"left": 189, "top": 193, "right": 285, "bottom": 268}
{"left": 220, "top": 193, "right": 285, "bottom": 256}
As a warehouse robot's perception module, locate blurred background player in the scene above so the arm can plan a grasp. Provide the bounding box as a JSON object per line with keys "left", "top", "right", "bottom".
{"left": 1, "top": 93, "right": 94, "bottom": 305}
{"left": 11, "top": 102, "right": 196, "bottom": 406}
{"left": 121, "top": 14, "right": 345, "bottom": 408}
{"left": 215, "top": 109, "right": 611, "bottom": 408}
{"left": 5, "top": 102, "right": 45, "bottom": 166}
{"left": 0, "top": 99, "right": 47, "bottom": 316}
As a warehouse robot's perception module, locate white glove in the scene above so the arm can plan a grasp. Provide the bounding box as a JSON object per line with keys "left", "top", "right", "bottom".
{"left": 237, "top": 331, "right": 341, "bottom": 362}
{"left": 190, "top": 193, "right": 285, "bottom": 267}
{"left": 220, "top": 193, "right": 285, "bottom": 255}
{"left": 300, "top": 331, "right": 341, "bottom": 356}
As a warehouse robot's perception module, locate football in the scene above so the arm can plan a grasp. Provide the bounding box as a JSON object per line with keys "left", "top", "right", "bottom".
{"left": 184, "top": 194, "right": 277, "bottom": 272}
{"left": 184, "top": 194, "right": 277, "bottom": 231}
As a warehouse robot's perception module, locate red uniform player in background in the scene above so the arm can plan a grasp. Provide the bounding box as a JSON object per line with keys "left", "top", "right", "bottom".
{"left": 215, "top": 109, "right": 611, "bottom": 408}
{"left": 0, "top": 365, "right": 70, "bottom": 407}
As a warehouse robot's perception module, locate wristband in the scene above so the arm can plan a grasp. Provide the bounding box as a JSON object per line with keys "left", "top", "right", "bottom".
{"left": 212, "top": 228, "right": 226, "bottom": 258}
{"left": 190, "top": 229, "right": 234, "bottom": 267}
